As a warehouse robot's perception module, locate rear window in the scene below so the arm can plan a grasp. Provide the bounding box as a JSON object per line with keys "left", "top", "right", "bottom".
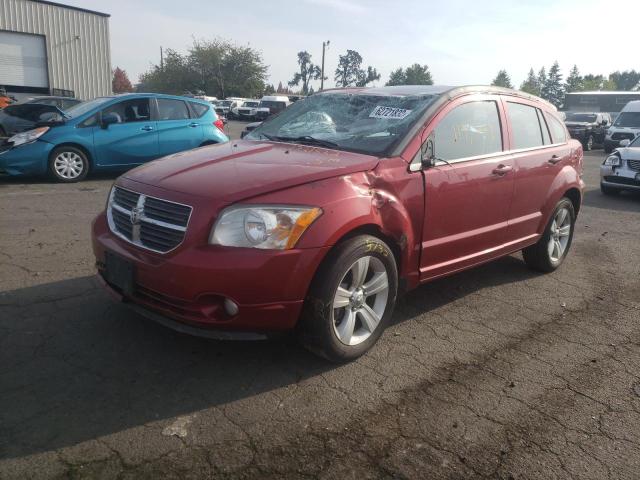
{"left": 614, "top": 112, "right": 640, "bottom": 128}
{"left": 506, "top": 102, "right": 544, "bottom": 149}
{"left": 189, "top": 102, "right": 209, "bottom": 118}
{"left": 157, "top": 99, "right": 190, "bottom": 120}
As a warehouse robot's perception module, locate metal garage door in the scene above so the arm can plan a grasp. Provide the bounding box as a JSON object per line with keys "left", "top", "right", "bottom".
{"left": 0, "top": 31, "right": 49, "bottom": 88}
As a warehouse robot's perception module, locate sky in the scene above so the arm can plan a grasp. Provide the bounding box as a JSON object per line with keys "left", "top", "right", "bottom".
{"left": 65, "top": 0, "right": 639, "bottom": 90}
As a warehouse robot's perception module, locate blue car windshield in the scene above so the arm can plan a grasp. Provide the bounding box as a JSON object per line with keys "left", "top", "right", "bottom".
{"left": 64, "top": 97, "right": 112, "bottom": 118}
{"left": 247, "top": 92, "right": 438, "bottom": 156}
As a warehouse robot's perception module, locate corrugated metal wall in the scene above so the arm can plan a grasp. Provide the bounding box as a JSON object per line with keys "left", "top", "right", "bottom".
{"left": 0, "top": 0, "right": 111, "bottom": 99}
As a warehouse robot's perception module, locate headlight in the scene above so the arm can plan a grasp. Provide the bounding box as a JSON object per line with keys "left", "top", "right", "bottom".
{"left": 603, "top": 155, "right": 621, "bottom": 167}
{"left": 210, "top": 205, "right": 322, "bottom": 249}
{"left": 8, "top": 127, "right": 49, "bottom": 147}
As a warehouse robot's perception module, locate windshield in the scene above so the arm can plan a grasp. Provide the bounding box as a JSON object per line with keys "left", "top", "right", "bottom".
{"left": 64, "top": 97, "right": 112, "bottom": 118}
{"left": 630, "top": 135, "right": 640, "bottom": 147}
{"left": 248, "top": 92, "right": 438, "bottom": 156}
{"left": 243, "top": 101, "right": 259, "bottom": 107}
{"left": 613, "top": 112, "right": 640, "bottom": 128}
{"left": 259, "top": 101, "right": 286, "bottom": 110}
{"left": 565, "top": 113, "right": 597, "bottom": 122}
{"left": 3, "top": 104, "right": 59, "bottom": 121}
{"left": 219, "top": 101, "right": 233, "bottom": 107}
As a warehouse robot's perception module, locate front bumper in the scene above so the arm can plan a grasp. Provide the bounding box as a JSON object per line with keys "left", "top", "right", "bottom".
{"left": 600, "top": 164, "right": 640, "bottom": 191}
{"left": 92, "top": 213, "right": 329, "bottom": 335}
{"left": 0, "top": 140, "right": 53, "bottom": 176}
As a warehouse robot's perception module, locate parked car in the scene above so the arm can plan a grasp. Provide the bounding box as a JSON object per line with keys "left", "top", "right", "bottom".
{"left": 236, "top": 100, "right": 261, "bottom": 120}
{"left": 564, "top": 112, "right": 611, "bottom": 151}
{"left": 92, "top": 85, "right": 583, "bottom": 362}
{"left": 600, "top": 135, "right": 640, "bottom": 195}
{"left": 604, "top": 100, "right": 640, "bottom": 153}
{"left": 240, "top": 121, "right": 262, "bottom": 137}
{"left": 255, "top": 95, "right": 291, "bottom": 120}
{"left": 215, "top": 99, "right": 244, "bottom": 119}
{"left": 0, "top": 97, "right": 81, "bottom": 137}
{"left": 0, "top": 93, "right": 228, "bottom": 182}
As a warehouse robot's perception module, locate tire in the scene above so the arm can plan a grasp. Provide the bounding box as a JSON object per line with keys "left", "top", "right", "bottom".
{"left": 299, "top": 235, "right": 398, "bottom": 362}
{"left": 48, "top": 145, "right": 89, "bottom": 182}
{"left": 522, "top": 198, "right": 575, "bottom": 273}
{"left": 604, "top": 145, "right": 613, "bottom": 154}
{"left": 600, "top": 183, "right": 620, "bottom": 196}
{"left": 584, "top": 134, "right": 594, "bottom": 151}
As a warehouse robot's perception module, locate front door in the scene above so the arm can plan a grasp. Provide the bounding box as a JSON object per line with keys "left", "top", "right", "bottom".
{"left": 420, "top": 96, "right": 515, "bottom": 280}
{"left": 94, "top": 98, "right": 158, "bottom": 167}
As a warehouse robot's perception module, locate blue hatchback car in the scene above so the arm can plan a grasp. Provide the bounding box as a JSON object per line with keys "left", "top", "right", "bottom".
{"left": 0, "top": 93, "right": 229, "bottom": 182}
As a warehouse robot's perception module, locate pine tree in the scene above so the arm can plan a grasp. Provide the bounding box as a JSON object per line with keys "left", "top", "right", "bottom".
{"left": 541, "top": 61, "right": 564, "bottom": 107}
{"left": 491, "top": 69, "right": 513, "bottom": 88}
{"left": 520, "top": 68, "right": 540, "bottom": 96}
{"left": 537, "top": 67, "right": 547, "bottom": 93}
{"left": 565, "top": 65, "right": 583, "bottom": 93}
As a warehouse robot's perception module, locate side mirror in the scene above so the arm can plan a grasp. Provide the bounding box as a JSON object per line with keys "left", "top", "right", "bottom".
{"left": 101, "top": 112, "right": 120, "bottom": 128}
{"left": 620, "top": 139, "right": 631, "bottom": 147}
{"left": 420, "top": 137, "right": 436, "bottom": 168}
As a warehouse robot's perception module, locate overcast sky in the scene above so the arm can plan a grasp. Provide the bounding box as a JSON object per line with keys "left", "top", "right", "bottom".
{"left": 66, "top": 0, "right": 638, "bottom": 90}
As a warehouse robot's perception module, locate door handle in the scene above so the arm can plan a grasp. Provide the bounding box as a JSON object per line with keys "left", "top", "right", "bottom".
{"left": 491, "top": 164, "right": 513, "bottom": 176}
{"left": 141, "top": 125, "right": 154, "bottom": 131}
{"left": 548, "top": 155, "right": 562, "bottom": 165}
{"left": 188, "top": 122, "right": 199, "bottom": 128}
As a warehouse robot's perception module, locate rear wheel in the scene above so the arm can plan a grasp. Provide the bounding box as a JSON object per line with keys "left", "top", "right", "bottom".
{"left": 48, "top": 146, "right": 89, "bottom": 182}
{"left": 299, "top": 235, "right": 398, "bottom": 362}
{"left": 584, "top": 134, "right": 594, "bottom": 151}
{"left": 522, "top": 198, "right": 575, "bottom": 273}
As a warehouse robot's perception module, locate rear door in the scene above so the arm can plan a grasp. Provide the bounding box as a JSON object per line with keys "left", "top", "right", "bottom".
{"left": 420, "top": 95, "right": 515, "bottom": 279}
{"left": 155, "top": 97, "right": 203, "bottom": 156}
{"left": 505, "top": 99, "right": 571, "bottom": 241}
{"left": 93, "top": 98, "right": 159, "bottom": 167}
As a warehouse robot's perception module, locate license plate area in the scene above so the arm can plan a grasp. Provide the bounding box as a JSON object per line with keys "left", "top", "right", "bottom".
{"left": 104, "top": 251, "right": 135, "bottom": 296}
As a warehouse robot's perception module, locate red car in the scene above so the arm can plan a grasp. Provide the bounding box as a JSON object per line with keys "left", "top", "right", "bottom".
{"left": 92, "top": 85, "right": 584, "bottom": 361}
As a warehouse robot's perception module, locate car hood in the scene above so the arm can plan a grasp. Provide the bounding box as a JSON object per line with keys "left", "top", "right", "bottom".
{"left": 565, "top": 122, "right": 594, "bottom": 127}
{"left": 617, "top": 146, "right": 640, "bottom": 159}
{"left": 122, "top": 140, "right": 380, "bottom": 201}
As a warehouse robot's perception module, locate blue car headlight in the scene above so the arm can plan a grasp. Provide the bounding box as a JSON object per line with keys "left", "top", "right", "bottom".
{"left": 8, "top": 127, "right": 50, "bottom": 147}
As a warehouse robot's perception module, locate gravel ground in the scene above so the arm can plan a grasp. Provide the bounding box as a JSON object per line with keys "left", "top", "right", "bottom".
{"left": 1, "top": 136, "right": 639, "bottom": 479}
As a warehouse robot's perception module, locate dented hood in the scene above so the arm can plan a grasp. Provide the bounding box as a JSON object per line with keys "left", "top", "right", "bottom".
{"left": 123, "top": 140, "right": 380, "bottom": 201}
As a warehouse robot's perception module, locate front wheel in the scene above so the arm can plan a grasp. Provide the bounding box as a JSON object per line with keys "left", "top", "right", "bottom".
{"left": 522, "top": 198, "right": 575, "bottom": 273}
{"left": 584, "top": 134, "right": 594, "bottom": 151}
{"left": 299, "top": 235, "right": 398, "bottom": 362}
{"left": 49, "top": 146, "right": 89, "bottom": 182}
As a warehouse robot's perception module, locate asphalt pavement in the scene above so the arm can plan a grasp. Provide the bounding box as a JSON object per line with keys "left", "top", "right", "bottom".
{"left": 1, "top": 134, "right": 639, "bottom": 479}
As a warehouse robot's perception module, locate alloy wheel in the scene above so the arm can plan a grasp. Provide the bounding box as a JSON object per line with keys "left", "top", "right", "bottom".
{"left": 332, "top": 256, "right": 389, "bottom": 346}
{"left": 548, "top": 207, "right": 572, "bottom": 263}
{"left": 53, "top": 151, "right": 84, "bottom": 179}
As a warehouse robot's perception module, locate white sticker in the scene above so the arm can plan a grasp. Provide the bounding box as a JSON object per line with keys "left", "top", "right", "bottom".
{"left": 369, "top": 106, "right": 412, "bottom": 120}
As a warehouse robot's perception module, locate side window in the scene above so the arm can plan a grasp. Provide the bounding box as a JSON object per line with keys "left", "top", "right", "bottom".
{"left": 189, "top": 101, "right": 209, "bottom": 118}
{"left": 157, "top": 99, "right": 190, "bottom": 120}
{"left": 506, "top": 102, "right": 544, "bottom": 149}
{"left": 433, "top": 100, "right": 502, "bottom": 161}
{"left": 536, "top": 109, "right": 551, "bottom": 145}
{"left": 546, "top": 113, "right": 567, "bottom": 144}
{"left": 79, "top": 114, "right": 99, "bottom": 128}
{"left": 102, "top": 99, "right": 151, "bottom": 124}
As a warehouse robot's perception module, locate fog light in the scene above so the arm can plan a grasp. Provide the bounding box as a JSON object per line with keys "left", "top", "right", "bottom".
{"left": 224, "top": 298, "right": 239, "bottom": 316}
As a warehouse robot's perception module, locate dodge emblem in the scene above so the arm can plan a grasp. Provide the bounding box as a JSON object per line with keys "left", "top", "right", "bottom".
{"left": 130, "top": 206, "right": 142, "bottom": 225}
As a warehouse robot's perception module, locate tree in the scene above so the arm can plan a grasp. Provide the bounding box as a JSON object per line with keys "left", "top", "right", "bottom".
{"left": 288, "top": 51, "right": 321, "bottom": 95}
{"left": 564, "top": 65, "right": 583, "bottom": 93}
{"left": 520, "top": 68, "right": 540, "bottom": 96}
{"left": 582, "top": 74, "right": 616, "bottom": 91}
{"left": 537, "top": 67, "right": 547, "bottom": 92}
{"left": 264, "top": 84, "right": 276, "bottom": 95}
{"left": 405, "top": 64, "right": 433, "bottom": 85}
{"left": 491, "top": 69, "right": 513, "bottom": 88}
{"left": 138, "top": 38, "right": 268, "bottom": 99}
{"left": 609, "top": 70, "right": 640, "bottom": 91}
{"left": 334, "top": 50, "right": 380, "bottom": 87}
{"left": 112, "top": 67, "right": 133, "bottom": 93}
{"left": 386, "top": 67, "right": 407, "bottom": 86}
{"left": 541, "top": 61, "right": 564, "bottom": 107}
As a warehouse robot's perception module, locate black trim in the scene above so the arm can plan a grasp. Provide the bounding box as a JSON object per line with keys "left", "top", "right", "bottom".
{"left": 603, "top": 175, "right": 640, "bottom": 187}
{"left": 27, "top": 0, "right": 110, "bottom": 17}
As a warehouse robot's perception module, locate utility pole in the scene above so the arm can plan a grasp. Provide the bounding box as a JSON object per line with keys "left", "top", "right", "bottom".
{"left": 160, "top": 46, "right": 164, "bottom": 71}
{"left": 320, "top": 40, "right": 330, "bottom": 91}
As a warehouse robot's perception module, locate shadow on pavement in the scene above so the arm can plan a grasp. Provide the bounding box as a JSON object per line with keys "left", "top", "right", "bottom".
{"left": 582, "top": 187, "right": 640, "bottom": 213}
{"left": 0, "top": 255, "right": 538, "bottom": 459}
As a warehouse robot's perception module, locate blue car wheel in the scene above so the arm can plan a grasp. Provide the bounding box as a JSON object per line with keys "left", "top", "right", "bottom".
{"left": 49, "top": 145, "right": 89, "bottom": 182}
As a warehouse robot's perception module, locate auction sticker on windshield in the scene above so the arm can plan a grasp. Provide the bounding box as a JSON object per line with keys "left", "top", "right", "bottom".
{"left": 369, "top": 106, "right": 412, "bottom": 120}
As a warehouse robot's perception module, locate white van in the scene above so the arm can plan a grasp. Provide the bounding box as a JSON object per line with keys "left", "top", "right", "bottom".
{"left": 604, "top": 100, "right": 640, "bottom": 153}
{"left": 256, "top": 95, "right": 291, "bottom": 120}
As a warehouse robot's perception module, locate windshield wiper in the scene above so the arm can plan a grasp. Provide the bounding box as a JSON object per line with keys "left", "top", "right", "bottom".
{"left": 259, "top": 135, "right": 339, "bottom": 149}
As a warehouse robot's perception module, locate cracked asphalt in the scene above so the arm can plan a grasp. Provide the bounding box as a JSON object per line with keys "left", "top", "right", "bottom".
{"left": 1, "top": 136, "right": 640, "bottom": 479}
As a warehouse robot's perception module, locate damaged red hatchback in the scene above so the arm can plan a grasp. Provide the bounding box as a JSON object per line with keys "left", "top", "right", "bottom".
{"left": 92, "top": 85, "right": 584, "bottom": 361}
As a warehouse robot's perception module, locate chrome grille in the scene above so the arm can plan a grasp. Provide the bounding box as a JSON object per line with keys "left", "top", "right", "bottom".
{"left": 107, "top": 187, "right": 192, "bottom": 253}
{"left": 612, "top": 132, "right": 635, "bottom": 141}
{"left": 628, "top": 159, "right": 640, "bottom": 171}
